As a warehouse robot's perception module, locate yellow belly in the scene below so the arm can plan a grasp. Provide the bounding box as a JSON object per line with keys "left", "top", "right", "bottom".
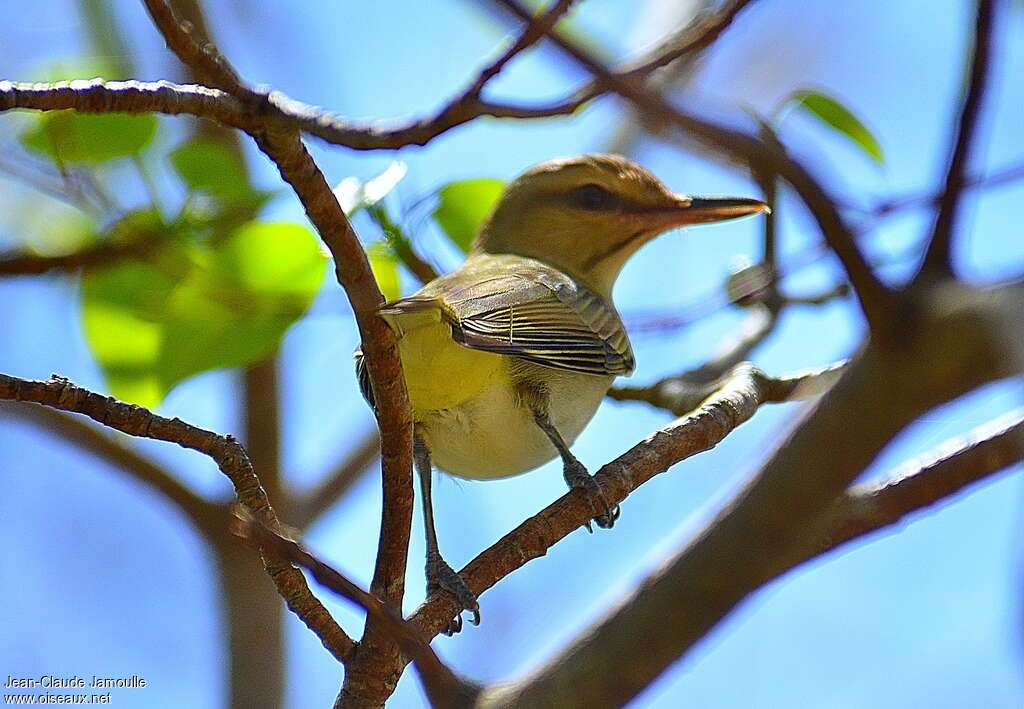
{"left": 384, "top": 308, "right": 612, "bottom": 479}
{"left": 396, "top": 317, "right": 505, "bottom": 413}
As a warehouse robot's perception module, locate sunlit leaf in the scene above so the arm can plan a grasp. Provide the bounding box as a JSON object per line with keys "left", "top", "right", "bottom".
{"left": 19, "top": 211, "right": 97, "bottom": 257}
{"left": 21, "top": 111, "right": 158, "bottom": 164}
{"left": 81, "top": 217, "right": 326, "bottom": 407}
{"left": 170, "top": 139, "right": 251, "bottom": 199}
{"left": 432, "top": 178, "right": 505, "bottom": 253}
{"left": 367, "top": 241, "right": 401, "bottom": 302}
{"left": 785, "top": 90, "right": 884, "bottom": 165}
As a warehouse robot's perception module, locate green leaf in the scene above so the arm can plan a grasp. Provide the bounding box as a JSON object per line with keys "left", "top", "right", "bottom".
{"left": 367, "top": 241, "right": 401, "bottom": 302}
{"left": 81, "top": 218, "right": 326, "bottom": 407}
{"left": 786, "top": 90, "right": 884, "bottom": 165}
{"left": 21, "top": 111, "right": 158, "bottom": 164}
{"left": 432, "top": 178, "right": 505, "bottom": 253}
{"left": 169, "top": 139, "right": 251, "bottom": 199}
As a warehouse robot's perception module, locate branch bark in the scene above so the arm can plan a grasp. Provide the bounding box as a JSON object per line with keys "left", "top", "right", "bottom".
{"left": 489, "top": 0, "right": 895, "bottom": 340}
{"left": 481, "top": 408, "right": 1024, "bottom": 708}
{"left": 0, "top": 373, "right": 356, "bottom": 662}
{"left": 0, "top": 401, "right": 223, "bottom": 534}
{"left": 918, "top": 0, "right": 997, "bottom": 279}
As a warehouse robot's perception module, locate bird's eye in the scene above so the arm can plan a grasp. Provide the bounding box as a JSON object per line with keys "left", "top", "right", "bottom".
{"left": 570, "top": 184, "right": 616, "bottom": 211}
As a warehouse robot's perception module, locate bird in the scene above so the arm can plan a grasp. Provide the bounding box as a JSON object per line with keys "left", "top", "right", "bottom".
{"left": 355, "top": 154, "right": 768, "bottom": 634}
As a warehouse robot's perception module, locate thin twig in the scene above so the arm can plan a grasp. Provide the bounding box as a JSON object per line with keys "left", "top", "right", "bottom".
{"left": 0, "top": 228, "right": 166, "bottom": 276}
{"left": 859, "top": 161, "right": 1024, "bottom": 223}
{"left": 140, "top": 6, "right": 418, "bottom": 703}
{"left": 232, "top": 513, "right": 479, "bottom": 709}
{"left": 0, "top": 401, "right": 224, "bottom": 534}
{"left": 918, "top": 0, "right": 997, "bottom": 279}
{"left": 488, "top": 0, "right": 895, "bottom": 340}
{"left": 0, "top": 0, "right": 757, "bottom": 155}
{"left": 0, "top": 373, "right": 356, "bottom": 662}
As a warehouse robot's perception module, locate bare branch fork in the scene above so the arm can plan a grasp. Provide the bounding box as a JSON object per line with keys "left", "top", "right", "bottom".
{"left": 0, "top": 373, "right": 357, "bottom": 662}
{"left": 2, "top": 0, "right": 1022, "bottom": 706}
{"left": 0, "top": 0, "right": 758, "bottom": 152}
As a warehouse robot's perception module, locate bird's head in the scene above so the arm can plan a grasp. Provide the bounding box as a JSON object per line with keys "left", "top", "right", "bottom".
{"left": 474, "top": 154, "right": 769, "bottom": 297}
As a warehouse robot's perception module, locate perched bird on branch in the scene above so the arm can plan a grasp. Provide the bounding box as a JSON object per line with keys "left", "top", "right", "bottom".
{"left": 356, "top": 154, "right": 768, "bottom": 633}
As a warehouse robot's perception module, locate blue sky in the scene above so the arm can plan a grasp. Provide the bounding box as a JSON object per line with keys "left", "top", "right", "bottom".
{"left": 2, "top": 1, "right": 1023, "bottom": 707}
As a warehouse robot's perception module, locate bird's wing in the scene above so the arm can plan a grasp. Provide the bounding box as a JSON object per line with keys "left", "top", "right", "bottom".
{"left": 381, "top": 267, "right": 634, "bottom": 377}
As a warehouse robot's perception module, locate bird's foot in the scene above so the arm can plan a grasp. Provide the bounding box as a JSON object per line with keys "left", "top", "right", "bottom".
{"left": 427, "top": 551, "right": 480, "bottom": 636}
{"left": 564, "top": 458, "right": 620, "bottom": 532}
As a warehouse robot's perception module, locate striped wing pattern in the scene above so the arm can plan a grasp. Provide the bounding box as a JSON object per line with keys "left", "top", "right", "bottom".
{"left": 438, "top": 270, "right": 634, "bottom": 377}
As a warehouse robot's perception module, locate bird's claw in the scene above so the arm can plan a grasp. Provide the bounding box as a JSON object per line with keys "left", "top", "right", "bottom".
{"left": 564, "top": 459, "right": 619, "bottom": 530}
{"left": 427, "top": 552, "right": 480, "bottom": 636}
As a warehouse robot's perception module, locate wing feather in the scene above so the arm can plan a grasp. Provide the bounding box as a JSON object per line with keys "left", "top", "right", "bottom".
{"left": 379, "top": 255, "right": 635, "bottom": 376}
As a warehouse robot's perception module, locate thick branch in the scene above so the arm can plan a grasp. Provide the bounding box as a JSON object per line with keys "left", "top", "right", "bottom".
{"left": 0, "top": 373, "right": 356, "bottom": 662}
{"left": 471, "top": 279, "right": 1022, "bottom": 707}
{"left": 141, "top": 0, "right": 249, "bottom": 96}
{"left": 918, "top": 0, "right": 997, "bottom": 279}
{"left": 483, "top": 409, "right": 1024, "bottom": 708}
{"left": 407, "top": 363, "right": 804, "bottom": 638}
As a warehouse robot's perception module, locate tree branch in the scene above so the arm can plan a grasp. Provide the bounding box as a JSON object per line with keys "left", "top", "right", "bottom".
{"left": 138, "top": 5, "right": 419, "bottom": 703}
{"left": 0, "top": 210, "right": 169, "bottom": 277}
{"left": 0, "top": 0, "right": 757, "bottom": 155}
{"left": 141, "top": 0, "right": 250, "bottom": 96}
{"left": 406, "top": 363, "right": 811, "bottom": 638}
{"left": 482, "top": 409, "right": 1024, "bottom": 708}
{"left": 609, "top": 354, "right": 846, "bottom": 417}
{"left": 917, "top": 0, "right": 997, "bottom": 280}
{"left": 468, "top": 276, "right": 1022, "bottom": 707}
{"left": 233, "top": 513, "right": 479, "bottom": 709}
{"left": 821, "top": 408, "right": 1024, "bottom": 547}
{"left": 489, "top": 0, "right": 895, "bottom": 339}
{"left": 0, "top": 401, "right": 223, "bottom": 535}
{"left": 0, "top": 373, "right": 356, "bottom": 662}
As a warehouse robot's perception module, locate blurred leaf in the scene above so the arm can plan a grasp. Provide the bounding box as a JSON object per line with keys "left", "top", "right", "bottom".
{"left": 28, "top": 58, "right": 116, "bottom": 83}
{"left": 81, "top": 218, "right": 326, "bottom": 407}
{"left": 21, "top": 111, "right": 158, "bottom": 164}
{"left": 784, "top": 90, "right": 884, "bottom": 165}
{"left": 432, "top": 178, "right": 505, "bottom": 252}
{"left": 367, "top": 241, "right": 401, "bottom": 302}
{"left": 170, "top": 139, "right": 251, "bottom": 199}
{"left": 334, "top": 161, "right": 407, "bottom": 215}
{"left": 20, "top": 211, "right": 98, "bottom": 257}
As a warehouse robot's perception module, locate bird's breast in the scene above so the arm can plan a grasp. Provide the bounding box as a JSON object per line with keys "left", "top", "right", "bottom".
{"left": 417, "top": 367, "right": 612, "bottom": 480}
{"left": 396, "top": 317, "right": 506, "bottom": 412}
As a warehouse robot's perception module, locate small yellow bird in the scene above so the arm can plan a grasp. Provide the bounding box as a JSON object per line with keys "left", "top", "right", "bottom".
{"left": 356, "top": 154, "right": 767, "bottom": 633}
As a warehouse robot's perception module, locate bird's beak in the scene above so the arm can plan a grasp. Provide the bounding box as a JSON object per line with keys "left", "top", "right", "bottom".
{"left": 629, "top": 196, "right": 770, "bottom": 232}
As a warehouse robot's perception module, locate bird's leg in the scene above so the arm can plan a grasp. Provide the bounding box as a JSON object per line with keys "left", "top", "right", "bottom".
{"left": 414, "top": 432, "right": 480, "bottom": 635}
{"left": 521, "top": 385, "right": 620, "bottom": 531}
